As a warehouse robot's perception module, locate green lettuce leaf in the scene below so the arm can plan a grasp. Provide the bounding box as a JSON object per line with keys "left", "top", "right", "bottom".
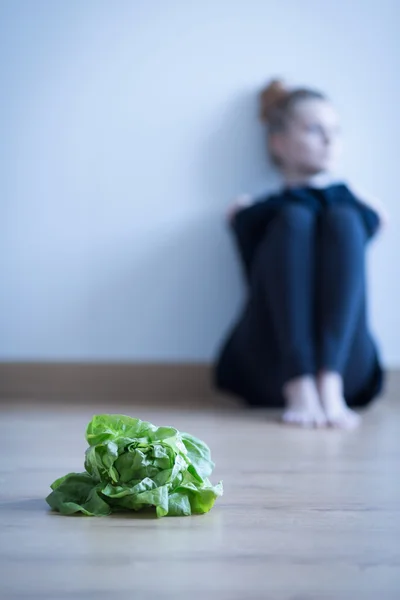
{"left": 46, "top": 414, "right": 223, "bottom": 518}
{"left": 46, "top": 472, "right": 111, "bottom": 516}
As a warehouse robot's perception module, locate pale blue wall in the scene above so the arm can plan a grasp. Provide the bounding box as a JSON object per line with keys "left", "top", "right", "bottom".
{"left": 1, "top": 0, "right": 399, "bottom": 364}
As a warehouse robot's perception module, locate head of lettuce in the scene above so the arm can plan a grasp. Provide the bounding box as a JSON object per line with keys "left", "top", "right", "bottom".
{"left": 46, "top": 414, "right": 223, "bottom": 517}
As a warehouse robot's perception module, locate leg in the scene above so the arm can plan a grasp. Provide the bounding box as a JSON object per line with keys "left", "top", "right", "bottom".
{"left": 316, "top": 205, "right": 367, "bottom": 428}
{"left": 250, "top": 204, "right": 325, "bottom": 426}
{"left": 342, "top": 301, "right": 384, "bottom": 407}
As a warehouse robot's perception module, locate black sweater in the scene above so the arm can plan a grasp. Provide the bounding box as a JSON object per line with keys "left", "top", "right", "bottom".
{"left": 230, "top": 183, "right": 380, "bottom": 281}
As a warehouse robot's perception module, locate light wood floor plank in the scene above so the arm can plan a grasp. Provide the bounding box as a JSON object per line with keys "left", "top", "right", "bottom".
{"left": 1, "top": 392, "right": 399, "bottom": 599}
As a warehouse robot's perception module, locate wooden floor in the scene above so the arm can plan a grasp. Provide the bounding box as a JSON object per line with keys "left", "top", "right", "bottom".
{"left": 1, "top": 384, "right": 400, "bottom": 599}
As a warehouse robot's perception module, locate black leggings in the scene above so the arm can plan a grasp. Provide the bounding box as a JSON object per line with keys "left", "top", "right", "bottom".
{"left": 215, "top": 203, "right": 383, "bottom": 407}
{"left": 254, "top": 203, "right": 367, "bottom": 381}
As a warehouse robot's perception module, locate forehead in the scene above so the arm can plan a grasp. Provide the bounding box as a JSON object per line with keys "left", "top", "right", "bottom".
{"left": 291, "top": 99, "right": 339, "bottom": 126}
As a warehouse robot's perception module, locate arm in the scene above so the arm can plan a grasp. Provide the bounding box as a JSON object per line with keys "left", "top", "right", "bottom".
{"left": 227, "top": 194, "right": 281, "bottom": 281}
{"left": 347, "top": 184, "right": 389, "bottom": 231}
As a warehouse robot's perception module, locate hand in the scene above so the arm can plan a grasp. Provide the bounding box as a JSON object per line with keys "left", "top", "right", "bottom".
{"left": 376, "top": 206, "right": 390, "bottom": 229}
{"left": 226, "top": 194, "right": 254, "bottom": 222}
{"left": 351, "top": 185, "right": 390, "bottom": 230}
{"left": 363, "top": 198, "right": 389, "bottom": 230}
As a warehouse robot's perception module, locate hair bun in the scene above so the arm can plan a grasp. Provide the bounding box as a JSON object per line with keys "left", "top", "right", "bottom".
{"left": 260, "top": 79, "right": 289, "bottom": 123}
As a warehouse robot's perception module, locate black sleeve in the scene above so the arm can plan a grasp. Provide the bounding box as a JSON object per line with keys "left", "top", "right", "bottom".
{"left": 353, "top": 200, "right": 380, "bottom": 239}
{"left": 341, "top": 185, "right": 381, "bottom": 239}
{"left": 229, "top": 196, "right": 282, "bottom": 281}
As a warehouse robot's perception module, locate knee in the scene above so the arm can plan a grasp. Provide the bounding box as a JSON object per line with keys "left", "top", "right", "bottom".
{"left": 275, "top": 204, "right": 316, "bottom": 234}
{"left": 323, "top": 205, "right": 365, "bottom": 241}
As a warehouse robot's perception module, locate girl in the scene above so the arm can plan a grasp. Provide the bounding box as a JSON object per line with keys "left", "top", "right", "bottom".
{"left": 214, "top": 79, "right": 386, "bottom": 429}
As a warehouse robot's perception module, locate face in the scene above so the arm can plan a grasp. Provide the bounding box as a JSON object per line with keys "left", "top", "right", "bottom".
{"left": 270, "top": 99, "right": 342, "bottom": 174}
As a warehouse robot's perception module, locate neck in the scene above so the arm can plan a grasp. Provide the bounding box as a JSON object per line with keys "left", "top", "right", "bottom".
{"left": 282, "top": 170, "right": 333, "bottom": 189}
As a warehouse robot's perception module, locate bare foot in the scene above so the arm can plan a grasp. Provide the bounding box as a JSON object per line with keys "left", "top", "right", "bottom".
{"left": 282, "top": 376, "right": 327, "bottom": 428}
{"left": 317, "top": 371, "right": 361, "bottom": 430}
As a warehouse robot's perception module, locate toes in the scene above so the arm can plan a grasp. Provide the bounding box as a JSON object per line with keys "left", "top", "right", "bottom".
{"left": 283, "top": 404, "right": 359, "bottom": 430}
{"left": 282, "top": 410, "right": 310, "bottom": 426}
{"left": 327, "top": 409, "right": 361, "bottom": 430}
{"left": 282, "top": 410, "right": 327, "bottom": 428}
{"left": 314, "top": 412, "right": 328, "bottom": 428}
{"left": 282, "top": 410, "right": 300, "bottom": 425}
